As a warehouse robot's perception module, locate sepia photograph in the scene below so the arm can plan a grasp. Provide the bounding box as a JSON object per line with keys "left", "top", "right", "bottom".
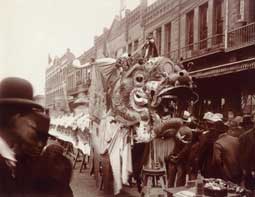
{"left": 0, "top": 0, "right": 255, "bottom": 196}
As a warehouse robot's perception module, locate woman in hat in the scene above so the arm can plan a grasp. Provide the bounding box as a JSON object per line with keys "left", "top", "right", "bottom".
{"left": 0, "top": 77, "right": 50, "bottom": 195}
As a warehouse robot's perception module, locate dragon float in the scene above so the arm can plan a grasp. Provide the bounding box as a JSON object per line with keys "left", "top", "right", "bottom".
{"left": 88, "top": 52, "right": 198, "bottom": 195}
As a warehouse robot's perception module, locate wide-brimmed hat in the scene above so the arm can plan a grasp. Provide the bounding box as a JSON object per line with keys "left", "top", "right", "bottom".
{"left": 0, "top": 77, "right": 43, "bottom": 110}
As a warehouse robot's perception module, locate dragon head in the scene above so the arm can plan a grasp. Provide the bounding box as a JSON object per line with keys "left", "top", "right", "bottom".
{"left": 109, "top": 56, "right": 198, "bottom": 142}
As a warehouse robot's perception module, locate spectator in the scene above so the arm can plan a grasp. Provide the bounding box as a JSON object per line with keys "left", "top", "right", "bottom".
{"left": 239, "top": 113, "right": 255, "bottom": 191}
{"left": 0, "top": 77, "right": 50, "bottom": 195}
{"left": 186, "top": 117, "right": 203, "bottom": 181}
{"left": 34, "top": 144, "right": 73, "bottom": 197}
{"left": 197, "top": 112, "right": 226, "bottom": 178}
{"left": 240, "top": 114, "right": 254, "bottom": 131}
{"left": 225, "top": 110, "right": 235, "bottom": 127}
{"left": 228, "top": 116, "right": 244, "bottom": 137}
{"left": 212, "top": 121, "right": 242, "bottom": 184}
{"left": 167, "top": 111, "right": 193, "bottom": 187}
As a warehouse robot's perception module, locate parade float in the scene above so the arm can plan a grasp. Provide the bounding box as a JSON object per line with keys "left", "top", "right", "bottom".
{"left": 87, "top": 51, "right": 199, "bottom": 195}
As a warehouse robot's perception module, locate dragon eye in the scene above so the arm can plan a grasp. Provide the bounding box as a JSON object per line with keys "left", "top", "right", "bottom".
{"left": 136, "top": 76, "right": 144, "bottom": 83}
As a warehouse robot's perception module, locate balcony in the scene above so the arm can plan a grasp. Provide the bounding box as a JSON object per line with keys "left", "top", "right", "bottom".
{"left": 67, "top": 82, "right": 90, "bottom": 96}
{"left": 168, "top": 34, "right": 224, "bottom": 61}
{"left": 228, "top": 22, "right": 255, "bottom": 50}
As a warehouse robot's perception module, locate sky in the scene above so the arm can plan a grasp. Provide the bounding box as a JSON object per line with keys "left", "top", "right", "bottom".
{"left": 0, "top": 0, "right": 145, "bottom": 95}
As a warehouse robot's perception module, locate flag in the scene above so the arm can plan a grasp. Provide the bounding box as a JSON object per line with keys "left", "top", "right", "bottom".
{"left": 120, "top": 0, "right": 127, "bottom": 18}
{"left": 120, "top": 0, "right": 127, "bottom": 11}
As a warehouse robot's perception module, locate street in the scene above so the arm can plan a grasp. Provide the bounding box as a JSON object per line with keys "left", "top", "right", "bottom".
{"left": 70, "top": 160, "right": 140, "bottom": 197}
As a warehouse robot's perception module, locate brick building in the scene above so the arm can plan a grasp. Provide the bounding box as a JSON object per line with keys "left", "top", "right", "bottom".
{"left": 66, "top": 47, "right": 95, "bottom": 114}
{"left": 45, "top": 48, "right": 75, "bottom": 116}
{"left": 128, "top": 0, "right": 255, "bottom": 116}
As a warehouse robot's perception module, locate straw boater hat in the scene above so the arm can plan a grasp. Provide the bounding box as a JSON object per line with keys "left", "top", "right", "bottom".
{"left": 0, "top": 77, "right": 43, "bottom": 110}
{"left": 182, "top": 110, "right": 192, "bottom": 123}
{"left": 203, "top": 112, "right": 228, "bottom": 132}
{"left": 203, "top": 112, "right": 223, "bottom": 123}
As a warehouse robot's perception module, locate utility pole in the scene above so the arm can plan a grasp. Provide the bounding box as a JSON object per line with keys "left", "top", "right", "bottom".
{"left": 178, "top": 0, "right": 182, "bottom": 60}
{"left": 224, "top": 0, "right": 229, "bottom": 49}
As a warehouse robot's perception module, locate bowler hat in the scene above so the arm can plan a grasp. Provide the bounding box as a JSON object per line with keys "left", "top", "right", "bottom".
{"left": 0, "top": 77, "right": 43, "bottom": 110}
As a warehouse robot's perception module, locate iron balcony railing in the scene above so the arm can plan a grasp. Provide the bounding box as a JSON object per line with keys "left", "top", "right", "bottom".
{"left": 228, "top": 22, "right": 255, "bottom": 50}
{"left": 67, "top": 82, "right": 90, "bottom": 95}
{"left": 167, "top": 34, "right": 224, "bottom": 61}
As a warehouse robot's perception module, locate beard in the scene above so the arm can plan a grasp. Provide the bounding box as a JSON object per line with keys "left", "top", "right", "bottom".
{"left": 14, "top": 143, "right": 44, "bottom": 159}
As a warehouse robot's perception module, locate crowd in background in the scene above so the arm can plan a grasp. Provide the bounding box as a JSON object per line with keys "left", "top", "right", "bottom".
{"left": 167, "top": 110, "right": 255, "bottom": 193}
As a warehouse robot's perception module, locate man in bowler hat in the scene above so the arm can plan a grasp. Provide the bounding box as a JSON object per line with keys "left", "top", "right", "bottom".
{"left": 0, "top": 77, "right": 50, "bottom": 195}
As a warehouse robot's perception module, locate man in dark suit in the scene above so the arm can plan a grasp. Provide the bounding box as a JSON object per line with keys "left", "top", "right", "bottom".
{"left": 0, "top": 77, "right": 50, "bottom": 195}
{"left": 239, "top": 114, "right": 255, "bottom": 192}
{"left": 212, "top": 128, "right": 242, "bottom": 184}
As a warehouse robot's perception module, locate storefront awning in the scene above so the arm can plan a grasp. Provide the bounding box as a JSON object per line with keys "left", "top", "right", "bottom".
{"left": 190, "top": 58, "right": 255, "bottom": 79}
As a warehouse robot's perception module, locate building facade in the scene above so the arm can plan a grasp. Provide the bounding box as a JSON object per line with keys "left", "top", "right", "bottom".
{"left": 45, "top": 48, "right": 75, "bottom": 116}
{"left": 65, "top": 47, "right": 95, "bottom": 114}
{"left": 34, "top": 95, "right": 46, "bottom": 108}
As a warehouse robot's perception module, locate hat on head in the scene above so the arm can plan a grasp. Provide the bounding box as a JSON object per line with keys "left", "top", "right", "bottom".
{"left": 203, "top": 112, "right": 223, "bottom": 123}
{"left": 203, "top": 112, "right": 214, "bottom": 121}
{"left": 182, "top": 110, "right": 192, "bottom": 123}
{"left": 0, "top": 77, "right": 43, "bottom": 110}
{"left": 177, "top": 126, "right": 193, "bottom": 144}
{"left": 240, "top": 114, "right": 253, "bottom": 127}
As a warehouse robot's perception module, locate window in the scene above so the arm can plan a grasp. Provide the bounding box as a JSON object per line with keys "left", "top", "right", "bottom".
{"left": 213, "top": 0, "right": 224, "bottom": 44}
{"left": 199, "top": 3, "right": 208, "bottom": 49}
{"left": 239, "top": 0, "right": 245, "bottom": 21}
{"left": 165, "top": 22, "right": 171, "bottom": 56}
{"left": 87, "top": 69, "right": 91, "bottom": 80}
{"left": 156, "top": 27, "right": 162, "bottom": 55}
{"left": 250, "top": 0, "right": 255, "bottom": 22}
{"left": 186, "top": 10, "right": 194, "bottom": 50}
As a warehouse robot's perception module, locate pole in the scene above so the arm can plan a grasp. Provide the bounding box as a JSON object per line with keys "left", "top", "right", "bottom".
{"left": 178, "top": 0, "right": 182, "bottom": 59}
{"left": 224, "top": 0, "right": 229, "bottom": 49}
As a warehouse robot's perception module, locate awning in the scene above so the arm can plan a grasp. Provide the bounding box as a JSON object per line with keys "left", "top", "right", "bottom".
{"left": 190, "top": 58, "right": 255, "bottom": 79}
